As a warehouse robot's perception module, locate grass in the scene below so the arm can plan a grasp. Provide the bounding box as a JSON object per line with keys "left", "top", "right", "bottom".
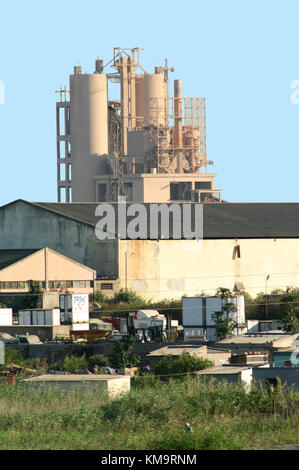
{"left": 0, "top": 376, "right": 298, "bottom": 450}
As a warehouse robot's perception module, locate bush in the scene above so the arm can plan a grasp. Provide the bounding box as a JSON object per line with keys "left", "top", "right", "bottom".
{"left": 153, "top": 353, "right": 213, "bottom": 380}
{"left": 89, "top": 290, "right": 106, "bottom": 305}
{"left": 112, "top": 289, "right": 147, "bottom": 306}
{"left": 88, "top": 354, "right": 110, "bottom": 369}
{"left": 62, "top": 353, "right": 88, "bottom": 372}
{"left": 2, "top": 348, "right": 23, "bottom": 366}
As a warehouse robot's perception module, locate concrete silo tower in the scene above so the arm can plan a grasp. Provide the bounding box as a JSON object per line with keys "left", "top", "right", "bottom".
{"left": 56, "top": 63, "right": 109, "bottom": 202}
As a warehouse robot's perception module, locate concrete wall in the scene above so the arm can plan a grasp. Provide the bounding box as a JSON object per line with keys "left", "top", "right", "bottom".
{"left": 1, "top": 325, "right": 70, "bottom": 342}
{"left": 0, "top": 201, "right": 118, "bottom": 279}
{"left": 253, "top": 366, "right": 299, "bottom": 391}
{"left": 119, "top": 237, "right": 299, "bottom": 300}
{"left": 142, "top": 174, "right": 216, "bottom": 203}
{"left": 22, "top": 375, "right": 130, "bottom": 399}
{"left": 5, "top": 341, "right": 186, "bottom": 364}
{"left": 196, "top": 368, "right": 253, "bottom": 389}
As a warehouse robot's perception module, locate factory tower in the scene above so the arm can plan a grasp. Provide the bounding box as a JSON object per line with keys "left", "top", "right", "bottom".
{"left": 56, "top": 47, "right": 221, "bottom": 203}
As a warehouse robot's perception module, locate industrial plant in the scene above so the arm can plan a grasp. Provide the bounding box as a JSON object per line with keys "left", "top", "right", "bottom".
{"left": 0, "top": 46, "right": 298, "bottom": 399}
{"left": 56, "top": 47, "right": 221, "bottom": 204}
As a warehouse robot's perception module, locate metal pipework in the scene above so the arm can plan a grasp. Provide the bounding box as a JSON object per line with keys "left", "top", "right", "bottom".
{"left": 174, "top": 79, "right": 183, "bottom": 172}
{"left": 174, "top": 79, "right": 183, "bottom": 149}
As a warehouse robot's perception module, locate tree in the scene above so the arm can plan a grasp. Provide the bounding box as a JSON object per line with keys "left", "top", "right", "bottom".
{"left": 213, "top": 287, "right": 237, "bottom": 340}
{"left": 279, "top": 288, "right": 299, "bottom": 333}
{"left": 212, "top": 306, "right": 237, "bottom": 340}
{"left": 109, "top": 335, "right": 140, "bottom": 369}
{"left": 24, "top": 280, "right": 42, "bottom": 308}
{"left": 216, "top": 287, "right": 233, "bottom": 298}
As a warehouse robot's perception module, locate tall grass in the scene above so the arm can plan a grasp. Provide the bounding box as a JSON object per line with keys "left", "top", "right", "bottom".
{"left": 0, "top": 376, "right": 298, "bottom": 450}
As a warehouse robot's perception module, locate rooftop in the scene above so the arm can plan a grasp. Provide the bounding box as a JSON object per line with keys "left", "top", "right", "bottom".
{"left": 22, "top": 374, "right": 129, "bottom": 382}
{"left": 196, "top": 366, "right": 251, "bottom": 375}
{"left": 0, "top": 249, "right": 38, "bottom": 271}
{"left": 147, "top": 344, "right": 230, "bottom": 357}
{"left": 217, "top": 333, "right": 299, "bottom": 346}
{"left": 4, "top": 199, "right": 299, "bottom": 239}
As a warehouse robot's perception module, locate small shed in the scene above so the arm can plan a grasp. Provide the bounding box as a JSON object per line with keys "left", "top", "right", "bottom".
{"left": 195, "top": 366, "right": 253, "bottom": 389}
{"left": 22, "top": 374, "right": 131, "bottom": 399}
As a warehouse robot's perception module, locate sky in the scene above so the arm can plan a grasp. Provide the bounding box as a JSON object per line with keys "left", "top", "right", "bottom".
{"left": 1, "top": 0, "right": 299, "bottom": 206}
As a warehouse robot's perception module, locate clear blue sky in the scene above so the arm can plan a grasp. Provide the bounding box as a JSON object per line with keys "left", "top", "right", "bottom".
{"left": 1, "top": 0, "right": 299, "bottom": 206}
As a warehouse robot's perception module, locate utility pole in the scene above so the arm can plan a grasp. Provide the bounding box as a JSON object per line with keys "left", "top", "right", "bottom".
{"left": 265, "top": 275, "right": 271, "bottom": 331}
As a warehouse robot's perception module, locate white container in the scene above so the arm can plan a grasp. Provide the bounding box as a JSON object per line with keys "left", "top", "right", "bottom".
{"left": 37, "top": 310, "right": 45, "bottom": 325}
{"left": 19, "top": 310, "right": 32, "bottom": 325}
{"left": 44, "top": 309, "right": 60, "bottom": 326}
{"left": 183, "top": 296, "right": 245, "bottom": 328}
{"left": 59, "top": 294, "right": 89, "bottom": 326}
{"left": 72, "top": 294, "right": 89, "bottom": 323}
{"left": 182, "top": 297, "right": 204, "bottom": 326}
{"left": 0, "top": 308, "right": 13, "bottom": 326}
{"left": 32, "top": 311, "right": 39, "bottom": 325}
{"left": 206, "top": 297, "right": 222, "bottom": 325}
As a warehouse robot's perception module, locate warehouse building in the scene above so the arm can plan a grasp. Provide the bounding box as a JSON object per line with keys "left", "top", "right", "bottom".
{"left": 0, "top": 247, "right": 96, "bottom": 294}
{"left": 2, "top": 199, "right": 299, "bottom": 300}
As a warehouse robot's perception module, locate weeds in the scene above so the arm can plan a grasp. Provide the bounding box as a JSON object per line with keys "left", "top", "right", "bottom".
{"left": 0, "top": 377, "right": 297, "bottom": 450}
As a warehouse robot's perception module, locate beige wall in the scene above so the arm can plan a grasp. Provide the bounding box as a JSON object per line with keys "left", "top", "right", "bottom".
{"left": 126, "top": 174, "right": 217, "bottom": 203}
{"left": 0, "top": 248, "right": 96, "bottom": 294}
{"left": 118, "top": 238, "right": 299, "bottom": 300}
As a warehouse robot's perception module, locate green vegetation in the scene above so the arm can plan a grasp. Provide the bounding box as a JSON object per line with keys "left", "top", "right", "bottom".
{"left": 89, "top": 290, "right": 106, "bottom": 306}
{"left": 62, "top": 354, "right": 89, "bottom": 373}
{"left": 109, "top": 335, "right": 140, "bottom": 369}
{"left": 24, "top": 280, "right": 42, "bottom": 309}
{"left": 89, "top": 285, "right": 299, "bottom": 332}
{"left": 0, "top": 376, "right": 297, "bottom": 450}
{"left": 88, "top": 354, "right": 111, "bottom": 369}
{"left": 211, "top": 288, "right": 237, "bottom": 339}
{"left": 89, "top": 289, "right": 182, "bottom": 322}
{"left": 152, "top": 353, "right": 213, "bottom": 379}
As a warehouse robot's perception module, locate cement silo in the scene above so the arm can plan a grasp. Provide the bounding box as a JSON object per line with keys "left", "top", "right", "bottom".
{"left": 70, "top": 69, "right": 108, "bottom": 202}
{"left": 136, "top": 72, "right": 168, "bottom": 127}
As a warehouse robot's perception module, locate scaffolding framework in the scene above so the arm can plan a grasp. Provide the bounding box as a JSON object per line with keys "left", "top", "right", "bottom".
{"left": 148, "top": 97, "right": 209, "bottom": 174}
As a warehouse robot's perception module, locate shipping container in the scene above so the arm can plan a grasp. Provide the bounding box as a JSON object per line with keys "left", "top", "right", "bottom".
{"left": 18, "top": 310, "right": 32, "bottom": 325}
{"left": 0, "top": 308, "right": 13, "bottom": 326}
{"left": 182, "top": 296, "right": 245, "bottom": 328}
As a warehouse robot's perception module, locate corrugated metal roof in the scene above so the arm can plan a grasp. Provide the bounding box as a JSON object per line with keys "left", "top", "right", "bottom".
{"left": 32, "top": 201, "right": 299, "bottom": 239}
{"left": 3, "top": 199, "right": 299, "bottom": 239}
